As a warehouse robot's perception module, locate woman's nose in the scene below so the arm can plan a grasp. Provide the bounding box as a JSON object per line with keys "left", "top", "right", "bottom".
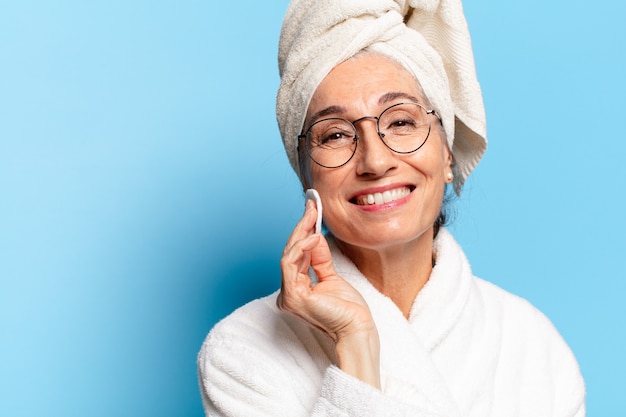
{"left": 353, "top": 119, "right": 398, "bottom": 177}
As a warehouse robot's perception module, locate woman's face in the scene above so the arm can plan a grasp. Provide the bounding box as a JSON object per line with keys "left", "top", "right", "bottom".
{"left": 305, "top": 54, "right": 452, "bottom": 251}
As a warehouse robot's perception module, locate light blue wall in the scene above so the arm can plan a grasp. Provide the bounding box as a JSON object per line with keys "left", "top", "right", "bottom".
{"left": 1, "top": 1, "right": 624, "bottom": 416}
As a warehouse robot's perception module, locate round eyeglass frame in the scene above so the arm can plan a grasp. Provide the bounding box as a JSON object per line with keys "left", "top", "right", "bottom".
{"left": 297, "top": 102, "right": 441, "bottom": 169}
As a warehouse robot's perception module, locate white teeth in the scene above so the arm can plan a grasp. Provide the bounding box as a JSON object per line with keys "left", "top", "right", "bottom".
{"left": 356, "top": 187, "right": 411, "bottom": 206}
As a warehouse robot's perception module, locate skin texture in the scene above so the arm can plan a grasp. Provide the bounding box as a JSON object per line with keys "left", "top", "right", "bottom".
{"left": 277, "top": 54, "right": 454, "bottom": 389}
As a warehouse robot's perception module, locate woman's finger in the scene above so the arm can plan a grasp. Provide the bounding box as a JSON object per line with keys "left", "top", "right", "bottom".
{"left": 280, "top": 233, "right": 320, "bottom": 291}
{"left": 308, "top": 233, "right": 337, "bottom": 281}
{"left": 283, "top": 200, "right": 319, "bottom": 255}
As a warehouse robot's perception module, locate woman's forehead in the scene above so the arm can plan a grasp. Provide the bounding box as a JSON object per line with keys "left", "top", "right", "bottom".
{"left": 308, "top": 54, "right": 424, "bottom": 113}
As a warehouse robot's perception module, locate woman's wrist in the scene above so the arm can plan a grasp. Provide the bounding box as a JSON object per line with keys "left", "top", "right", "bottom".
{"left": 335, "top": 328, "right": 381, "bottom": 389}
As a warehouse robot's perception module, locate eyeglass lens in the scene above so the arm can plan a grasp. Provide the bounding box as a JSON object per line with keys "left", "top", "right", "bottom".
{"left": 304, "top": 102, "right": 432, "bottom": 168}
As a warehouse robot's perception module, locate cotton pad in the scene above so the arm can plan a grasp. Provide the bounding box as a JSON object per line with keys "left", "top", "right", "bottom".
{"left": 305, "top": 189, "right": 323, "bottom": 234}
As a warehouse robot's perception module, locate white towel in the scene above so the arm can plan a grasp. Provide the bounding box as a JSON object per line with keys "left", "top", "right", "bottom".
{"left": 276, "top": 0, "right": 487, "bottom": 193}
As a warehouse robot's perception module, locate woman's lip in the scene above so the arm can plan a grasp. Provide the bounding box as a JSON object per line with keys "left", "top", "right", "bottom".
{"left": 349, "top": 184, "right": 415, "bottom": 206}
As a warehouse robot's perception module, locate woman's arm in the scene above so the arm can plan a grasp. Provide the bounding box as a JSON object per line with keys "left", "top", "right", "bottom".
{"left": 198, "top": 308, "right": 427, "bottom": 417}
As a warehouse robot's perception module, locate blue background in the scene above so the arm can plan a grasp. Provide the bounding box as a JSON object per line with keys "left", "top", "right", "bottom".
{"left": 1, "top": 1, "right": 624, "bottom": 416}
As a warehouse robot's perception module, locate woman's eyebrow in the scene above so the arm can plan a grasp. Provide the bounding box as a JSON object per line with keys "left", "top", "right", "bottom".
{"left": 306, "top": 93, "right": 420, "bottom": 128}
{"left": 378, "top": 92, "right": 421, "bottom": 104}
{"left": 306, "top": 105, "right": 345, "bottom": 126}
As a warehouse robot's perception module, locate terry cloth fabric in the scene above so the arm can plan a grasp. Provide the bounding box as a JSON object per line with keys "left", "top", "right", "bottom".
{"left": 198, "top": 229, "right": 586, "bottom": 416}
{"left": 276, "top": 0, "right": 487, "bottom": 194}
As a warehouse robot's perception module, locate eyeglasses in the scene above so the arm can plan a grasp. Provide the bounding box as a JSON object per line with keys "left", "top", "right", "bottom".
{"left": 298, "top": 102, "right": 440, "bottom": 169}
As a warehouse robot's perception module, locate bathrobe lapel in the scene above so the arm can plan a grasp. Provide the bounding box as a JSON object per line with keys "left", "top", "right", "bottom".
{"left": 328, "top": 229, "right": 468, "bottom": 416}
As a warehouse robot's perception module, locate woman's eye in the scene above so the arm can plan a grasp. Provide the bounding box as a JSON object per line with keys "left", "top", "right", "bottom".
{"left": 389, "top": 118, "right": 416, "bottom": 128}
{"left": 312, "top": 126, "right": 354, "bottom": 147}
{"left": 321, "top": 132, "right": 346, "bottom": 143}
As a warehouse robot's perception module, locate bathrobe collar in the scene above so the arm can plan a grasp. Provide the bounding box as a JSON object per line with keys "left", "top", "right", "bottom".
{"left": 327, "top": 228, "right": 471, "bottom": 414}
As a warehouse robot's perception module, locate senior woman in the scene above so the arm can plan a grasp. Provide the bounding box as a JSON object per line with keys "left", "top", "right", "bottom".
{"left": 198, "top": 0, "right": 585, "bottom": 416}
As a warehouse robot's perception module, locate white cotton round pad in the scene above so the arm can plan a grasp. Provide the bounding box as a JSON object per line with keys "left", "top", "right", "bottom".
{"left": 305, "top": 189, "right": 323, "bottom": 234}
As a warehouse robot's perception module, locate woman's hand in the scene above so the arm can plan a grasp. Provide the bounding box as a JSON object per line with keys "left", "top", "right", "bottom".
{"left": 277, "top": 200, "right": 381, "bottom": 388}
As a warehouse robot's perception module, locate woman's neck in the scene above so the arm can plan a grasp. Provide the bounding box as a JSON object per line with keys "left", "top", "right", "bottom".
{"left": 336, "top": 228, "right": 435, "bottom": 319}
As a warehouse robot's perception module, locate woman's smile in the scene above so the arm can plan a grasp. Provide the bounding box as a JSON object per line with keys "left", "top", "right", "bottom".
{"left": 350, "top": 185, "right": 414, "bottom": 208}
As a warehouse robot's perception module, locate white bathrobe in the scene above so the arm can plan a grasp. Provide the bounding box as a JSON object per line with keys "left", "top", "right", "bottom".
{"left": 198, "top": 229, "right": 585, "bottom": 416}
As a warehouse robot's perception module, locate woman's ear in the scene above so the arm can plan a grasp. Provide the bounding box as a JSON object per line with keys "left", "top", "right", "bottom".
{"left": 444, "top": 148, "right": 455, "bottom": 183}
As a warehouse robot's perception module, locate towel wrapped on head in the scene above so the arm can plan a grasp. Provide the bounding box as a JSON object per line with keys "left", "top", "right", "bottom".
{"left": 276, "top": 0, "right": 487, "bottom": 194}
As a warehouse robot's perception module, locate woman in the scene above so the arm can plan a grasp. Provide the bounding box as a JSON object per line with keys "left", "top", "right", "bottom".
{"left": 198, "top": 0, "right": 585, "bottom": 416}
